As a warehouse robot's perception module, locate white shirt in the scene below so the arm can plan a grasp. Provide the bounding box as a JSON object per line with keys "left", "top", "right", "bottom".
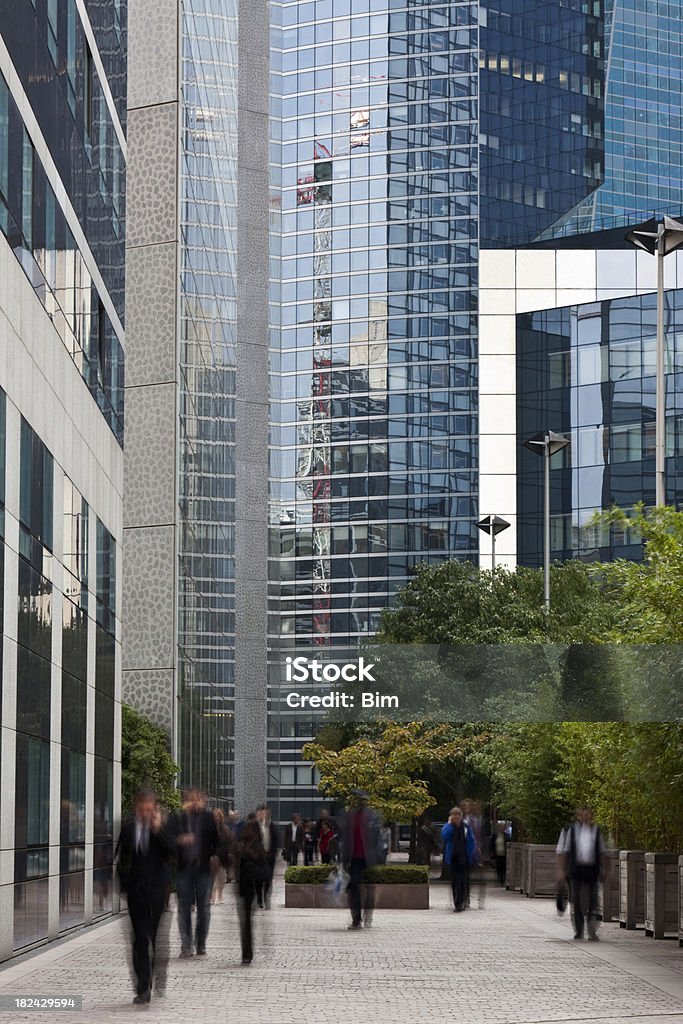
{"left": 134, "top": 819, "right": 149, "bottom": 854}
{"left": 260, "top": 820, "right": 271, "bottom": 852}
{"left": 291, "top": 823, "right": 298, "bottom": 842}
{"left": 559, "top": 823, "right": 603, "bottom": 865}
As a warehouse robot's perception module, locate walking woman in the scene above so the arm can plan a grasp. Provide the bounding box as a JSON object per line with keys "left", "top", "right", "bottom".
{"left": 235, "top": 819, "right": 268, "bottom": 965}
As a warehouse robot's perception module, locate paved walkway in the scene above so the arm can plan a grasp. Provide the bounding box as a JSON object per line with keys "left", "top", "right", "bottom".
{"left": 1, "top": 880, "right": 682, "bottom": 1024}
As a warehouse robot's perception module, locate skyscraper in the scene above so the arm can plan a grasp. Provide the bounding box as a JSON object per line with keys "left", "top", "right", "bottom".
{"left": 0, "top": 0, "right": 124, "bottom": 957}
{"left": 123, "top": 0, "right": 683, "bottom": 823}
{"left": 123, "top": 0, "right": 270, "bottom": 813}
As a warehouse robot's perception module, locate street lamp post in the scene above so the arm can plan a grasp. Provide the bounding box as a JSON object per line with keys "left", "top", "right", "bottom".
{"left": 523, "top": 430, "right": 571, "bottom": 614}
{"left": 625, "top": 216, "right": 683, "bottom": 506}
{"left": 476, "top": 514, "right": 511, "bottom": 572}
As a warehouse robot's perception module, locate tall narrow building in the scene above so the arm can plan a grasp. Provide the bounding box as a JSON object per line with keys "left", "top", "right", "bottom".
{"left": 0, "top": 0, "right": 125, "bottom": 957}
{"left": 124, "top": 0, "right": 270, "bottom": 813}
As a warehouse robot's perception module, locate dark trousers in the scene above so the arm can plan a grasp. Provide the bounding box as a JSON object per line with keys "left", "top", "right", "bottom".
{"left": 321, "top": 852, "right": 331, "bottom": 864}
{"left": 176, "top": 867, "right": 211, "bottom": 952}
{"left": 570, "top": 866, "right": 599, "bottom": 937}
{"left": 128, "top": 894, "right": 165, "bottom": 996}
{"left": 287, "top": 848, "right": 299, "bottom": 866}
{"left": 304, "top": 846, "right": 315, "bottom": 866}
{"left": 348, "top": 857, "right": 375, "bottom": 925}
{"left": 256, "top": 859, "right": 275, "bottom": 908}
{"left": 238, "top": 889, "right": 255, "bottom": 962}
{"left": 450, "top": 861, "right": 469, "bottom": 910}
{"left": 495, "top": 855, "right": 507, "bottom": 885}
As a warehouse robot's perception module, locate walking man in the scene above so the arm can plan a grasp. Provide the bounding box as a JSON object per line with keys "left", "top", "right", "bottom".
{"left": 343, "top": 790, "right": 380, "bottom": 930}
{"left": 441, "top": 807, "right": 476, "bottom": 912}
{"left": 283, "top": 812, "right": 304, "bottom": 866}
{"left": 172, "top": 788, "right": 220, "bottom": 957}
{"left": 556, "top": 805, "right": 606, "bottom": 941}
{"left": 256, "top": 804, "right": 278, "bottom": 907}
{"left": 116, "top": 788, "right": 175, "bottom": 1005}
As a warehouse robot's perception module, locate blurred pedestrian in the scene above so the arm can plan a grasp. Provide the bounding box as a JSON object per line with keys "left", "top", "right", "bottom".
{"left": 343, "top": 790, "right": 380, "bottom": 930}
{"left": 116, "top": 788, "right": 175, "bottom": 1005}
{"left": 210, "top": 809, "right": 234, "bottom": 905}
{"left": 172, "top": 788, "right": 219, "bottom": 957}
{"left": 490, "top": 821, "right": 509, "bottom": 886}
{"left": 556, "top": 805, "right": 606, "bottom": 941}
{"left": 303, "top": 820, "right": 317, "bottom": 866}
{"left": 283, "top": 812, "right": 304, "bottom": 866}
{"left": 318, "top": 819, "right": 337, "bottom": 864}
{"left": 235, "top": 820, "right": 268, "bottom": 965}
{"left": 441, "top": 807, "right": 476, "bottom": 912}
{"left": 379, "top": 820, "right": 391, "bottom": 865}
{"left": 256, "top": 805, "right": 278, "bottom": 908}
{"left": 416, "top": 817, "right": 437, "bottom": 868}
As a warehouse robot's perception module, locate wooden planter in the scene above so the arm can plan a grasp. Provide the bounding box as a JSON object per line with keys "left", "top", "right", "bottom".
{"left": 518, "top": 844, "right": 530, "bottom": 894}
{"left": 597, "top": 850, "right": 619, "bottom": 922}
{"left": 284, "top": 883, "right": 429, "bottom": 910}
{"left": 644, "top": 853, "right": 679, "bottom": 939}
{"left": 505, "top": 843, "right": 521, "bottom": 891}
{"left": 619, "top": 850, "right": 646, "bottom": 929}
{"left": 525, "top": 845, "right": 558, "bottom": 898}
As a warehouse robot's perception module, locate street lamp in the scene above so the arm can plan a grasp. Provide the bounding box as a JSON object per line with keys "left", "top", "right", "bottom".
{"left": 476, "top": 515, "right": 511, "bottom": 572}
{"left": 523, "top": 430, "right": 571, "bottom": 614}
{"left": 625, "top": 215, "right": 683, "bottom": 506}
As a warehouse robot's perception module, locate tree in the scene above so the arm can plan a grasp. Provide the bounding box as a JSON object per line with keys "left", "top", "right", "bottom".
{"left": 377, "top": 559, "right": 617, "bottom": 645}
{"left": 303, "top": 722, "right": 481, "bottom": 822}
{"left": 594, "top": 504, "right": 683, "bottom": 643}
{"left": 121, "top": 704, "right": 180, "bottom": 813}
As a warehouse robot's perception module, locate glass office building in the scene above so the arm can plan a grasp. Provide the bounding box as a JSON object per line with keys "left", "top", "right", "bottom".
{"left": 545, "top": 0, "right": 683, "bottom": 235}
{"left": 479, "top": 0, "right": 605, "bottom": 246}
{"left": 518, "top": 288, "right": 683, "bottom": 565}
{"left": 0, "top": 0, "right": 124, "bottom": 957}
{"left": 176, "top": 0, "right": 238, "bottom": 806}
{"left": 268, "top": 0, "right": 481, "bottom": 817}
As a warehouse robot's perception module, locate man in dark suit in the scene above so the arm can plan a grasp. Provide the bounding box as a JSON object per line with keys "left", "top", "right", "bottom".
{"left": 116, "top": 787, "right": 175, "bottom": 1005}
{"left": 172, "top": 788, "right": 220, "bottom": 957}
{"left": 256, "top": 805, "right": 279, "bottom": 907}
{"left": 283, "top": 813, "right": 304, "bottom": 866}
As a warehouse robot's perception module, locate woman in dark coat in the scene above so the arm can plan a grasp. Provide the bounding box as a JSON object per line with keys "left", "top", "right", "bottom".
{"left": 235, "top": 820, "right": 268, "bottom": 964}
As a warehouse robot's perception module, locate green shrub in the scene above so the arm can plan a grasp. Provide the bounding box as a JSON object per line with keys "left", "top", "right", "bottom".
{"left": 284, "top": 863, "right": 429, "bottom": 885}
{"left": 285, "top": 865, "right": 334, "bottom": 885}
{"left": 365, "top": 864, "right": 429, "bottom": 885}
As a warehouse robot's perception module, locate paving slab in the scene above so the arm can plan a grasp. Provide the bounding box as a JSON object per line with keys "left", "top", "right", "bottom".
{"left": 0, "top": 883, "right": 682, "bottom": 1024}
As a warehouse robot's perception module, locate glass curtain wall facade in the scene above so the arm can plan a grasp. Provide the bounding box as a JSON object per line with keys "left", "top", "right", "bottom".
{"left": 0, "top": 0, "right": 123, "bottom": 957}
{"left": 177, "top": 0, "right": 239, "bottom": 805}
{"left": 517, "top": 289, "right": 683, "bottom": 565}
{"left": 479, "top": 0, "right": 605, "bottom": 246}
{"left": 545, "top": 0, "right": 683, "bottom": 237}
{"left": 268, "top": 0, "right": 479, "bottom": 818}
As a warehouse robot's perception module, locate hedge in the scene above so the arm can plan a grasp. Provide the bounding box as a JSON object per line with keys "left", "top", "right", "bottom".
{"left": 284, "top": 863, "right": 429, "bottom": 885}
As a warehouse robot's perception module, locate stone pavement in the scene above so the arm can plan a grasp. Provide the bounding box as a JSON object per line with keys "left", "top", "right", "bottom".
{"left": 1, "top": 879, "right": 682, "bottom": 1024}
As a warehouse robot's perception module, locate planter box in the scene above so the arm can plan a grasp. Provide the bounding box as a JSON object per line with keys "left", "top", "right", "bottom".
{"left": 526, "top": 845, "right": 558, "bottom": 898}
{"left": 597, "top": 850, "right": 619, "bottom": 922}
{"left": 679, "top": 857, "right": 683, "bottom": 947}
{"left": 505, "top": 843, "right": 521, "bottom": 891}
{"left": 619, "top": 850, "right": 646, "bottom": 929}
{"left": 644, "top": 853, "right": 679, "bottom": 939}
{"left": 518, "top": 844, "right": 530, "bottom": 894}
{"left": 284, "top": 883, "right": 429, "bottom": 910}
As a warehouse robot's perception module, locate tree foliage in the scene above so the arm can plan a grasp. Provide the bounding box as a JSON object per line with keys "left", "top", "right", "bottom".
{"left": 473, "top": 722, "right": 683, "bottom": 850}
{"left": 593, "top": 504, "right": 683, "bottom": 642}
{"left": 303, "top": 722, "right": 483, "bottom": 822}
{"left": 121, "top": 703, "right": 180, "bottom": 813}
